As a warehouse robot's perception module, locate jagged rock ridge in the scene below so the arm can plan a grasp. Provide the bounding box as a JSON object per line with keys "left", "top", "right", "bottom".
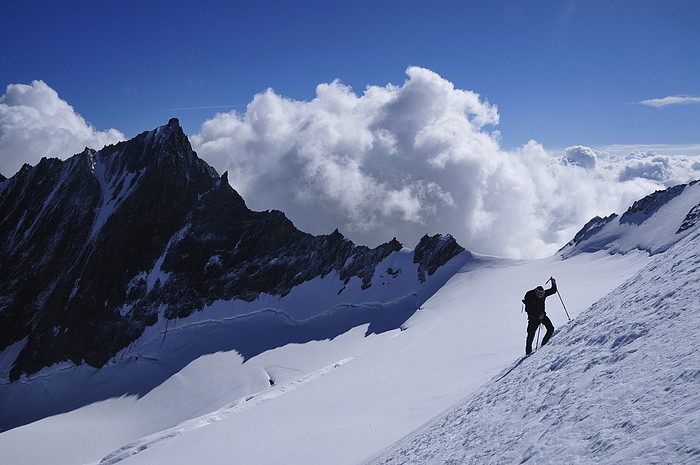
{"left": 618, "top": 183, "right": 687, "bottom": 225}
{"left": 0, "top": 119, "right": 464, "bottom": 381}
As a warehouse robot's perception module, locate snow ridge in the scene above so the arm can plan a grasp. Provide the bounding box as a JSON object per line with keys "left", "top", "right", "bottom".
{"left": 562, "top": 180, "right": 700, "bottom": 256}
{"left": 367, "top": 229, "right": 700, "bottom": 465}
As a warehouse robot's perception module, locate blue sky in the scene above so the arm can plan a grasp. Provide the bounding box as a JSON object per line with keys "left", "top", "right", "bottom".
{"left": 4, "top": 0, "right": 699, "bottom": 150}
{"left": 2, "top": 0, "right": 700, "bottom": 257}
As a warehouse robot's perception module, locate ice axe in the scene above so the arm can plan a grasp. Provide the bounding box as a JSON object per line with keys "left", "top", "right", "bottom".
{"left": 547, "top": 277, "right": 571, "bottom": 321}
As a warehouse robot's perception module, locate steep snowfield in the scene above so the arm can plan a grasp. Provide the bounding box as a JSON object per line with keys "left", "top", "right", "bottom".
{"left": 0, "top": 248, "right": 651, "bottom": 465}
{"left": 368, "top": 229, "right": 700, "bottom": 465}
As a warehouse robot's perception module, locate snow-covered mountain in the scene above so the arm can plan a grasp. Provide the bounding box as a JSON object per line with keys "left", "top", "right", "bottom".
{"left": 0, "top": 119, "right": 468, "bottom": 431}
{"left": 561, "top": 180, "right": 700, "bottom": 257}
{"left": 0, "top": 121, "right": 698, "bottom": 465}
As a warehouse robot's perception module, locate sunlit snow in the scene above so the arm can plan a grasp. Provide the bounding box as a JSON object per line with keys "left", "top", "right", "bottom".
{"left": 1, "top": 184, "right": 699, "bottom": 465}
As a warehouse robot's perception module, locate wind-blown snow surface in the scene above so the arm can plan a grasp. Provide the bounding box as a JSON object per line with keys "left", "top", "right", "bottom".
{"left": 0, "top": 247, "right": 652, "bottom": 465}
{"left": 369, "top": 229, "right": 700, "bottom": 465}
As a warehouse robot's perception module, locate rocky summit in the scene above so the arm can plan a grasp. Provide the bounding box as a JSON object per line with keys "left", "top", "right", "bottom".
{"left": 0, "top": 119, "right": 465, "bottom": 381}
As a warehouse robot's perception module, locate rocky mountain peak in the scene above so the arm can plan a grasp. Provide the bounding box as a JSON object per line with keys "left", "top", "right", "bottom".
{"left": 144, "top": 117, "right": 191, "bottom": 155}
{"left": 414, "top": 234, "right": 465, "bottom": 282}
{"left": 16, "top": 163, "right": 33, "bottom": 178}
{"left": 0, "top": 120, "right": 469, "bottom": 383}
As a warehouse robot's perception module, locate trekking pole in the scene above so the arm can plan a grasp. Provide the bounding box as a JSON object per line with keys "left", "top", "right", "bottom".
{"left": 535, "top": 325, "right": 542, "bottom": 350}
{"left": 547, "top": 277, "right": 571, "bottom": 321}
{"left": 557, "top": 288, "right": 571, "bottom": 321}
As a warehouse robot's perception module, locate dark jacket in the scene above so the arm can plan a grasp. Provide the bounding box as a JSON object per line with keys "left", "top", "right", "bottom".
{"left": 523, "top": 283, "right": 557, "bottom": 320}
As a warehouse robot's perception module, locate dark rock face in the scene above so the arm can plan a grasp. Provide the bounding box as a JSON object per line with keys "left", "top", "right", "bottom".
{"left": 413, "top": 234, "right": 465, "bottom": 283}
{"left": 0, "top": 119, "right": 219, "bottom": 378}
{"left": 619, "top": 184, "right": 687, "bottom": 225}
{"left": 677, "top": 203, "right": 700, "bottom": 233}
{"left": 676, "top": 181, "right": 700, "bottom": 234}
{"left": 561, "top": 214, "right": 618, "bottom": 250}
{"left": 0, "top": 119, "right": 464, "bottom": 381}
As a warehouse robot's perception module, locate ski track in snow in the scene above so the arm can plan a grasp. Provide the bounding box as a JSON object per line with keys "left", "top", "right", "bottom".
{"left": 367, "top": 230, "right": 700, "bottom": 465}
{"left": 97, "top": 356, "right": 357, "bottom": 465}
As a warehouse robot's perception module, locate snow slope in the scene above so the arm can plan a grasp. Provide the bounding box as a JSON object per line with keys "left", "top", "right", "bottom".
{"left": 368, "top": 228, "right": 700, "bottom": 465}
{"left": 0, "top": 248, "right": 651, "bottom": 465}
{"left": 562, "top": 180, "right": 700, "bottom": 257}
{"left": 0, "top": 247, "right": 469, "bottom": 432}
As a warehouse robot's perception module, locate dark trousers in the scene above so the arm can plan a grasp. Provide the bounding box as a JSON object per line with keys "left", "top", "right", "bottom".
{"left": 526, "top": 316, "right": 554, "bottom": 354}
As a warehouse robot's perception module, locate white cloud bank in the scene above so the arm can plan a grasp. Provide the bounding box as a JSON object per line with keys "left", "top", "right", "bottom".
{"left": 637, "top": 95, "right": 700, "bottom": 107}
{"left": 2, "top": 73, "right": 698, "bottom": 258}
{"left": 0, "top": 80, "right": 125, "bottom": 177}
{"left": 192, "top": 67, "right": 700, "bottom": 258}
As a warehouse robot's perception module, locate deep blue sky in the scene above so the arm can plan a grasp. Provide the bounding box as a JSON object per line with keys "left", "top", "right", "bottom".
{"left": 3, "top": 0, "right": 699, "bottom": 153}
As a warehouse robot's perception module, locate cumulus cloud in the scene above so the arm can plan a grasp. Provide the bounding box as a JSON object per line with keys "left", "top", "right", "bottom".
{"left": 618, "top": 155, "right": 671, "bottom": 182}
{"left": 614, "top": 150, "right": 700, "bottom": 184}
{"left": 563, "top": 145, "right": 600, "bottom": 169}
{"left": 637, "top": 95, "right": 700, "bottom": 107}
{"left": 3, "top": 74, "right": 697, "bottom": 258}
{"left": 192, "top": 67, "right": 700, "bottom": 258}
{"left": 0, "top": 80, "right": 125, "bottom": 177}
